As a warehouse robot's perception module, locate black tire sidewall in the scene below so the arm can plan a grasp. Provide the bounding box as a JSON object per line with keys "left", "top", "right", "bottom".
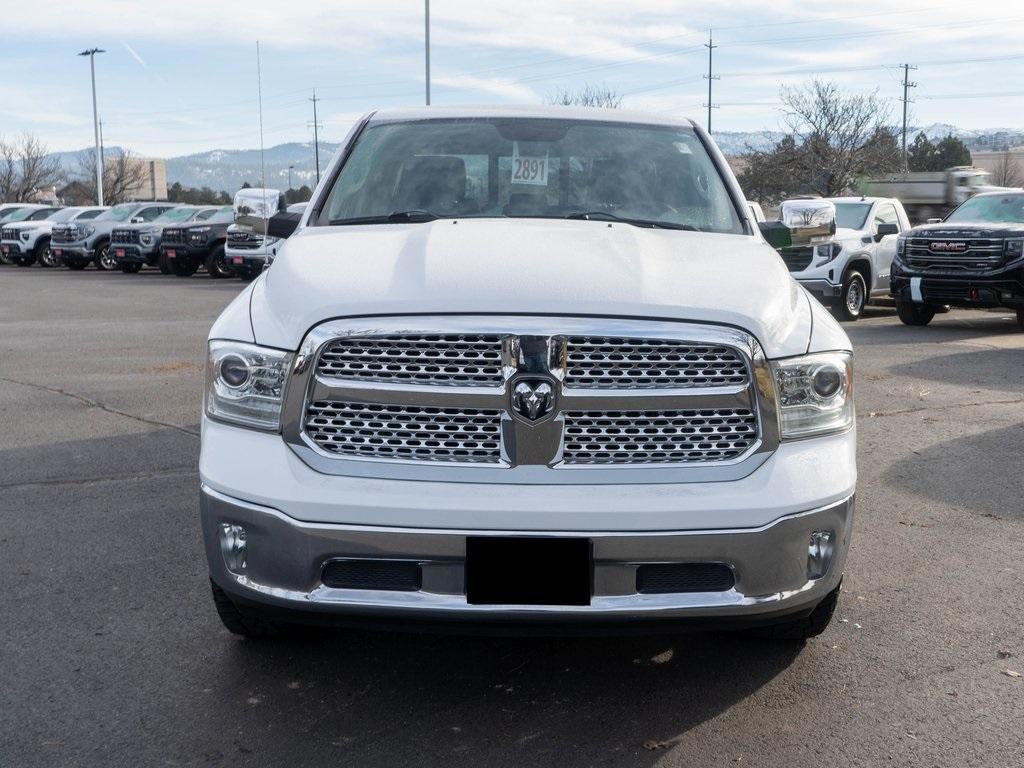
{"left": 205, "top": 245, "right": 230, "bottom": 279}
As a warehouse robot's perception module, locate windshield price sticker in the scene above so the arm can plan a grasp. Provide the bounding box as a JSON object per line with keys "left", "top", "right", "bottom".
{"left": 512, "top": 143, "right": 549, "bottom": 186}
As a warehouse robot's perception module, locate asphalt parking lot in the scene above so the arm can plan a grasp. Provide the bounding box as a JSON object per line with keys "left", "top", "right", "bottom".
{"left": 1, "top": 268, "right": 1022, "bottom": 767}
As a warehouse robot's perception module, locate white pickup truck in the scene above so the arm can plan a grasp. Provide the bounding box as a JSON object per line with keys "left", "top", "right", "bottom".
{"left": 775, "top": 196, "right": 911, "bottom": 320}
{"left": 201, "top": 107, "right": 855, "bottom": 642}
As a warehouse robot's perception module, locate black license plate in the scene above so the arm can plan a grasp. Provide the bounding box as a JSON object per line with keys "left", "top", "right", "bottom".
{"left": 466, "top": 537, "right": 592, "bottom": 606}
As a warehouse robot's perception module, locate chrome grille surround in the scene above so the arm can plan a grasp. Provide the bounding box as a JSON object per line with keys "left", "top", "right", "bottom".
{"left": 905, "top": 236, "right": 1004, "bottom": 272}
{"left": 317, "top": 335, "right": 504, "bottom": 386}
{"left": 281, "top": 316, "right": 779, "bottom": 484}
{"left": 562, "top": 408, "right": 758, "bottom": 464}
{"left": 305, "top": 401, "right": 502, "bottom": 463}
{"left": 565, "top": 337, "right": 748, "bottom": 389}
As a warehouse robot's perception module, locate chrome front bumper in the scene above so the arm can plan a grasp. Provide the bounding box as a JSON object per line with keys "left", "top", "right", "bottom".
{"left": 202, "top": 486, "right": 852, "bottom": 625}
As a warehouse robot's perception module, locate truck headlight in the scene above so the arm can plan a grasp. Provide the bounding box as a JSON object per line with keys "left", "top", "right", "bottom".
{"left": 1004, "top": 238, "right": 1023, "bottom": 260}
{"left": 813, "top": 241, "right": 841, "bottom": 265}
{"left": 770, "top": 352, "right": 853, "bottom": 439}
{"left": 896, "top": 236, "right": 906, "bottom": 256}
{"left": 20, "top": 232, "right": 30, "bottom": 241}
{"left": 80, "top": 225, "right": 95, "bottom": 238}
{"left": 205, "top": 340, "right": 292, "bottom": 431}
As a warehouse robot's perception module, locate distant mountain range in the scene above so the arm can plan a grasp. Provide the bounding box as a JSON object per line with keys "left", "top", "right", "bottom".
{"left": 46, "top": 124, "right": 1024, "bottom": 194}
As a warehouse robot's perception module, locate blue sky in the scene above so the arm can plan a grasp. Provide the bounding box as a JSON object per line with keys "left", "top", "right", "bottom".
{"left": 3, "top": 0, "right": 1023, "bottom": 158}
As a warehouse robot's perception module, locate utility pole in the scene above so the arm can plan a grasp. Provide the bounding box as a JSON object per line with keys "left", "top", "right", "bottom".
{"left": 424, "top": 0, "right": 431, "bottom": 106}
{"left": 900, "top": 63, "right": 918, "bottom": 171}
{"left": 702, "top": 30, "right": 719, "bottom": 133}
{"left": 308, "top": 89, "right": 323, "bottom": 183}
{"left": 78, "top": 48, "right": 105, "bottom": 205}
{"left": 98, "top": 118, "right": 105, "bottom": 176}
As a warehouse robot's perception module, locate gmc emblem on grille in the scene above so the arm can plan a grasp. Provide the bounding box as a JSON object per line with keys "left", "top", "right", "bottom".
{"left": 929, "top": 241, "right": 968, "bottom": 253}
{"left": 512, "top": 379, "right": 555, "bottom": 422}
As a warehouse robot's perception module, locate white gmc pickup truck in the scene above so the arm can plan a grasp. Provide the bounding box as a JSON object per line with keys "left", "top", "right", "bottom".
{"left": 201, "top": 106, "right": 856, "bottom": 641}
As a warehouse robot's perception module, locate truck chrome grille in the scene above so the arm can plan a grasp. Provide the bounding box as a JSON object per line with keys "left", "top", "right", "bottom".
{"left": 0, "top": 227, "right": 16, "bottom": 241}
{"left": 305, "top": 401, "right": 503, "bottom": 463}
{"left": 111, "top": 228, "right": 140, "bottom": 245}
{"left": 777, "top": 245, "right": 813, "bottom": 272}
{"left": 287, "top": 318, "right": 772, "bottom": 480}
{"left": 162, "top": 228, "right": 185, "bottom": 245}
{"left": 565, "top": 337, "right": 748, "bottom": 389}
{"left": 316, "top": 335, "right": 504, "bottom": 386}
{"left": 562, "top": 408, "right": 758, "bottom": 464}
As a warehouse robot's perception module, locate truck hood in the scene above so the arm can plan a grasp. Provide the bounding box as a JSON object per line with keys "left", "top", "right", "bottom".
{"left": 907, "top": 222, "right": 1024, "bottom": 238}
{"left": 249, "top": 218, "right": 815, "bottom": 358}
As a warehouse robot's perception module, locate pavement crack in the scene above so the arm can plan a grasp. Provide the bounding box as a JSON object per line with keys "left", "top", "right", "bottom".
{"left": 866, "top": 397, "right": 1024, "bottom": 419}
{"left": 0, "top": 375, "right": 199, "bottom": 437}
{"left": 0, "top": 466, "right": 198, "bottom": 492}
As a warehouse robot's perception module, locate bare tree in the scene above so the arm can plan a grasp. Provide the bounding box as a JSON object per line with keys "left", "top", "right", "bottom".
{"left": 991, "top": 151, "right": 1023, "bottom": 187}
{"left": 76, "top": 149, "right": 149, "bottom": 205}
{"left": 780, "top": 80, "right": 900, "bottom": 196}
{"left": 547, "top": 84, "right": 623, "bottom": 109}
{"left": 740, "top": 80, "right": 901, "bottom": 204}
{"left": 0, "top": 133, "right": 64, "bottom": 202}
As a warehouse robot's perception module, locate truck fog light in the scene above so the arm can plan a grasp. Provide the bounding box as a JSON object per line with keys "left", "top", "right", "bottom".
{"left": 219, "top": 523, "right": 247, "bottom": 572}
{"left": 807, "top": 530, "right": 835, "bottom": 580}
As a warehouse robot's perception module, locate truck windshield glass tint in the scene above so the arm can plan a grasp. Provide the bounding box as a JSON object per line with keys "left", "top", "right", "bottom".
{"left": 156, "top": 207, "right": 199, "bottom": 223}
{"left": 833, "top": 203, "right": 871, "bottom": 229}
{"left": 946, "top": 194, "right": 1024, "bottom": 223}
{"left": 319, "top": 119, "right": 743, "bottom": 234}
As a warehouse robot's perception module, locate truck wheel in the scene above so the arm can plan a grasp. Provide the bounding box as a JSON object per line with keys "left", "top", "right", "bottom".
{"left": 120, "top": 262, "right": 142, "bottom": 274}
{"left": 35, "top": 238, "right": 56, "bottom": 267}
{"left": 749, "top": 584, "right": 840, "bottom": 642}
{"left": 65, "top": 258, "right": 88, "bottom": 271}
{"left": 171, "top": 256, "right": 199, "bottom": 277}
{"left": 236, "top": 263, "right": 260, "bottom": 282}
{"left": 15, "top": 255, "right": 36, "bottom": 267}
{"left": 210, "top": 580, "right": 290, "bottom": 638}
{"left": 833, "top": 269, "right": 866, "bottom": 322}
{"left": 0, "top": 250, "right": 12, "bottom": 265}
{"left": 158, "top": 253, "right": 172, "bottom": 275}
{"left": 205, "top": 245, "right": 231, "bottom": 279}
{"left": 94, "top": 241, "right": 117, "bottom": 271}
{"left": 896, "top": 300, "right": 936, "bottom": 326}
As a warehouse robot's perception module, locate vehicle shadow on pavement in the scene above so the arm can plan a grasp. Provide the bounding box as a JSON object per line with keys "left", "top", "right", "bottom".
{"left": 882, "top": 423, "right": 1024, "bottom": 521}
{"left": 187, "top": 628, "right": 804, "bottom": 764}
{"left": 887, "top": 346, "right": 1024, "bottom": 392}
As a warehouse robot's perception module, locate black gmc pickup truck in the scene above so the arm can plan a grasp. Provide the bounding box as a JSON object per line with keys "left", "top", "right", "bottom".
{"left": 159, "top": 205, "right": 235, "bottom": 278}
{"left": 892, "top": 191, "right": 1024, "bottom": 328}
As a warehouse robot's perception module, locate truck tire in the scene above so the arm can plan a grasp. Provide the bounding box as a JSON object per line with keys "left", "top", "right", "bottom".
{"left": 94, "top": 240, "right": 117, "bottom": 271}
{"left": 896, "top": 300, "right": 936, "bottom": 326}
{"left": 65, "top": 258, "right": 88, "bottom": 270}
{"left": 749, "top": 584, "right": 840, "bottom": 642}
{"left": 35, "top": 238, "right": 57, "bottom": 268}
{"left": 120, "top": 262, "right": 142, "bottom": 274}
{"left": 205, "top": 244, "right": 231, "bottom": 279}
{"left": 210, "top": 580, "right": 290, "bottom": 638}
{"left": 833, "top": 269, "right": 866, "bottom": 322}
{"left": 171, "top": 256, "right": 199, "bottom": 277}
{"left": 158, "top": 253, "right": 172, "bottom": 274}
{"left": 236, "top": 263, "right": 260, "bottom": 282}
{"left": 1017, "top": 309, "right": 1024, "bottom": 330}
{"left": 15, "top": 254, "right": 36, "bottom": 267}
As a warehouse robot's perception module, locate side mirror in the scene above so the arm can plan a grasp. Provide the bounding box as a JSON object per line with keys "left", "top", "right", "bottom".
{"left": 233, "top": 187, "right": 286, "bottom": 235}
{"left": 875, "top": 223, "right": 899, "bottom": 241}
{"left": 927, "top": 217, "right": 943, "bottom": 224}
{"left": 759, "top": 221, "right": 793, "bottom": 251}
{"left": 267, "top": 211, "right": 301, "bottom": 240}
{"left": 779, "top": 199, "right": 836, "bottom": 245}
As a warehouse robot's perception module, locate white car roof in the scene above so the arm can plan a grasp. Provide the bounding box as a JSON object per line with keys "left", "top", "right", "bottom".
{"left": 827, "top": 196, "right": 894, "bottom": 205}
{"left": 367, "top": 105, "right": 695, "bottom": 129}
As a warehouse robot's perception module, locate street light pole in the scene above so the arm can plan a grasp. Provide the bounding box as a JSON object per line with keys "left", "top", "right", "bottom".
{"left": 79, "top": 48, "right": 105, "bottom": 206}
{"left": 424, "top": 0, "right": 431, "bottom": 106}
{"left": 288, "top": 165, "right": 294, "bottom": 191}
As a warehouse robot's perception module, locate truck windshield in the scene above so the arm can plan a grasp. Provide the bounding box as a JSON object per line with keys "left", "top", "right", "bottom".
{"left": 318, "top": 118, "right": 744, "bottom": 234}
{"left": 833, "top": 203, "right": 871, "bottom": 229}
{"left": 946, "top": 194, "right": 1024, "bottom": 224}
{"left": 97, "top": 204, "right": 139, "bottom": 222}
{"left": 154, "top": 207, "right": 199, "bottom": 223}
{"left": 48, "top": 208, "right": 83, "bottom": 223}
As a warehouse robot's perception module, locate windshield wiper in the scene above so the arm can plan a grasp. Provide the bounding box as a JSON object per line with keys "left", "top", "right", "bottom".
{"left": 331, "top": 210, "right": 440, "bottom": 225}
{"left": 565, "top": 211, "right": 698, "bottom": 231}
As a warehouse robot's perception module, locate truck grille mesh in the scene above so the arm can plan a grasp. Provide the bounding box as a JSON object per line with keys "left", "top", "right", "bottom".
{"left": 316, "top": 335, "right": 505, "bottom": 386}
{"left": 561, "top": 408, "right": 757, "bottom": 464}
{"left": 111, "top": 228, "right": 140, "bottom": 244}
{"left": 564, "top": 337, "right": 748, "bottom": 389}
{"left": 305, "top": 401, "right": 503, "bottom": 463}
{"left": 905, "top": 238, "right": 1004, "bottom": 271}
